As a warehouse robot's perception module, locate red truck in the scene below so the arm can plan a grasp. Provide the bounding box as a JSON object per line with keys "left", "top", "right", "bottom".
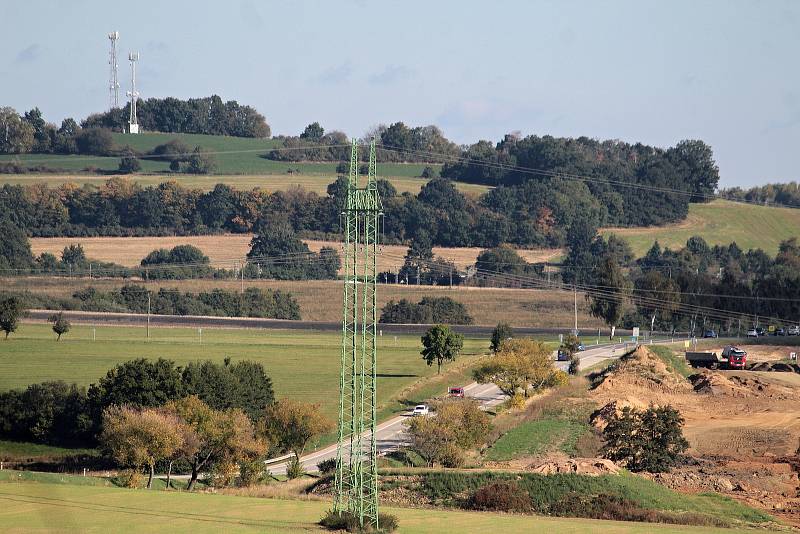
{"left": 685, "top": 346, "right": 747, "bottom": 370}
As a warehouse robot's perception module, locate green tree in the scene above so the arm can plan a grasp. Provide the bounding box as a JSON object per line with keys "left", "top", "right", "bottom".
{"left": 0, "top": 218, "right": 34, "bottom": 270}
{"left": 261, "top": 398, "right": 333, "bottom": 478}
{"left": 48, "top": 312, "right": 71, "bottom": 341}
{"left": 186, "top": 146, "right": 216, "bottom": 174}
{"left": 299, "top": 122, "right": 324, "bottom": 141}
{"left": 420, "top": 324, "right": 463, "bottom": 374}
{"left": 0, "top": 296, "right": 26, "bottom": 339}
{"left": 560, "top": 333, "right": 582, "bottom": 376}
{"left": 88, "top": 358, "right": 186, "bottom": 420}
{"left": 634, "top": 270, "right": 681, "bottom": 334}
{"left": 182, "top": 359, "right": 274, "bottom": 422}
{"left": 588, "top": 255, "right": 630, "bottom": 338}
{"left": 490, "top": 322, "right": 514, "bottom": 352}
{"left": 74, "top": 128, "right": 114, "bottom": 155}
{"left": 0, "top": 107, "right": 35, "bottom": 153}
{"left": 602, "top": 405, "right": 689, "bottom": 473}
{"left": 118, "top": 150, "right": 141, "bottom": 173}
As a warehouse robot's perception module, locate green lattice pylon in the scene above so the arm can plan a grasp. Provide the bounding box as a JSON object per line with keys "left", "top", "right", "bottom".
{"left": 334, "top": 138, "right": 381, "bottom": 529}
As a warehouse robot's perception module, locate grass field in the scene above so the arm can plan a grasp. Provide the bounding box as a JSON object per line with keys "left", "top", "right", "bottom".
{"left": 28, "top": 236, "right": 559, "bottom": 270}
{"left": 0, "top": 132, "right": 487, "bottom": 195}
{"left": 0, "top": 172, "right": 490, "bottom": 196}
{"left": 485, "top": 419, "right": 587, "bottom": 461}
{"left": 0, "top": 478, "right": 751, "bottom": 534}
{"left": 601, "top": 199, "right": 800, "bottom": 257}
{"left": 2, "top": 276, "right": 605, "bottom": 327}
{"left": 0, "top": 323, "right": 489, "bottom": 424}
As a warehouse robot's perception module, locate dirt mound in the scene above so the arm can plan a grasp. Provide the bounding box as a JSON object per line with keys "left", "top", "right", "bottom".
{"left": 690, "top": 371, "right": 796, "bottom": 399}
{"left": 748, "top": 361, "right": 800, "bottom": 373}
{"left": 528, "top": 457, "right": 620, "bottom": 476}
{"left": 592, "top": 346, "right": 693, "bottom": 396}
{"left": 589, "top": 399, "right": 649, "bottom": 430}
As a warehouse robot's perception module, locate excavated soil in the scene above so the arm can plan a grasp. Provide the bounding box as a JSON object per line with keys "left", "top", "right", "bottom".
{"left": 589, "top": 345, "right": 800, "bottom": 526}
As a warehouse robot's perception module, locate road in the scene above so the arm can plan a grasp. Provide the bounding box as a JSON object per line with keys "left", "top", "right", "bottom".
{"left": 265, "top": 340, "right": 639, "bottom": 475}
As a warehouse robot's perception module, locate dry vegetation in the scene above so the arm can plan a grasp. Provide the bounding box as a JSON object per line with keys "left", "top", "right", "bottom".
{"left": 29, "top": 235, "right": 561, "bottom": 271}
{"left": 2, "top": 276, "right": 603, "bottom": 327}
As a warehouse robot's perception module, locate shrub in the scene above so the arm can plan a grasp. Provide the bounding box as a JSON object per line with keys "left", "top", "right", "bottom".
{"left": 286, "top": 455, "right": 305, "bottom": 479}
{"left": 319, "top": 510, "right": 398, "bottom": 533}
{"left": 317, "top": 458, "right": 336, "bottom": 474}
{"left": 379, "top": 296, "right": 472, "bottom": 324}
{"left": 469, "top": 481, "right": 533, "bottom": 512}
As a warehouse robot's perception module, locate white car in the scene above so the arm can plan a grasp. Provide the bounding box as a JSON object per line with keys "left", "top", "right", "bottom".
{"left": 746, "top": 329, "right": 759, "bottom": 338}
{"left": 788, "top": 325, "right": 800, "bottom": 336}
{"left": 411, "top": 404, "right": 429, "bottom": 417}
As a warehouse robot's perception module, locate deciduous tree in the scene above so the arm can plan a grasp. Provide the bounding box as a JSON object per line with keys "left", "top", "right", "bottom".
{"left": 0, "top": 296, "right": 26, "bottom": 340}
{"left": 420, "top": 324, "right": 463, "bottom": 374}
{"left": 48, "top": 312, "right": 70, "bottom": 341}
{"left": 261, "top": 398, "right": 333, "bottom": 478}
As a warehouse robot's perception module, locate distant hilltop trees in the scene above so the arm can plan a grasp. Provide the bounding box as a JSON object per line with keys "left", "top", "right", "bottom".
{"left": 83, "top": 95, "right": 270, "bottom": 138}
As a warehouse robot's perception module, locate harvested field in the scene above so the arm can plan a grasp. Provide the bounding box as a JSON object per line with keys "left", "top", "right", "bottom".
{"left": 29, "top": 235, "right": 561, "bottom": 271}
{"left": 2, "top": 277, "right": 602, "bottom": 327}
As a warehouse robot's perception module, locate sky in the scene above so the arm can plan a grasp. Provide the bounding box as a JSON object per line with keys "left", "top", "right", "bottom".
{"left": 1, "top": 0, "right": 798, "bottom": 188}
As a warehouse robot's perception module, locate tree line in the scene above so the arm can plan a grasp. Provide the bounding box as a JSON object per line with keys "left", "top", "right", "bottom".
{"left": 562, "top": 229, "right": 800, "bottom": 333}
{"left": 0, "top": 358, "right": 335, "bottom": 488}
{"left": 720, "top": 182, "right": 800, "bottom": 208}
{"left": 0, "top": 283, "right": 300, "bottom": 329}
{"left": 266, "top": 121, "right": 460, "bottom": 163}
{"left": 83, "top": 96, "right": 270, "bottom": 137}
{"left": 0, "top": 169, "right": 703, "bottom": 249}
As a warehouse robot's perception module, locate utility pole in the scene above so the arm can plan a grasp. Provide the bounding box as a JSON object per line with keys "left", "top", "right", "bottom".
{"left": 146, "top": 293, "right": 150, "bottom": 340}
{"left": 573, "top": 285, "right": 578, "bottom": 335}
{"left": 241, "top": 261, "right": 245, "bottom": 294}
{"left": 449, "top": 266, "right": 453, "bottom": 288}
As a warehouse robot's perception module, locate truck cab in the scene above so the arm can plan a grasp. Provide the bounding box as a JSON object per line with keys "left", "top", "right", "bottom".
{"left": 721, "top": 346, "right": 747, "bottom": 369}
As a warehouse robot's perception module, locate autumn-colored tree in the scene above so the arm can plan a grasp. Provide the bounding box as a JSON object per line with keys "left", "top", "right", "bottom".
{"left": 405, "top": 399, "right": 491, "bottom": 467}
{"left": 473, "top": 338, "right": 567, "bottom": 398}
{"left": 100, "top": 406, "right": 183, "bottom": 488}
{"left": 261, "top": 398, "right": 333, "bottom": 478}
{"left": 164, "top": 395, "right": 267, "bottom": 490}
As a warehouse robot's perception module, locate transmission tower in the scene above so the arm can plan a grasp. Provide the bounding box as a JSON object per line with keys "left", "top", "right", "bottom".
{"left": 108, "top": 32, "right": 120, "bottom": 109}
{"left": 127, "top": 52, "right": 140, "bottom": 134}
{"left": 334, "top": 139, "right": 382, "bottom": 530}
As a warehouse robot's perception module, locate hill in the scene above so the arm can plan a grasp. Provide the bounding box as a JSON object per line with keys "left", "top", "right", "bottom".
{"left": 601, "top": 199, "right": 800, "bottom": 257}
{"left": 0, "top": 132, "right": 487, "bottom": 194}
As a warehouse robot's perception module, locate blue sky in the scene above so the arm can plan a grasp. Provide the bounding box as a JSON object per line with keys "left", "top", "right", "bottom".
{"left": 1, "top": 0, "right": 798, "bottom": 187}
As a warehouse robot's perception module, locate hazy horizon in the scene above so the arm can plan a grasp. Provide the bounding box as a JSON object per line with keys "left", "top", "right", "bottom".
{"left": 2, "top": 0, "right": 798, "bottom": 188}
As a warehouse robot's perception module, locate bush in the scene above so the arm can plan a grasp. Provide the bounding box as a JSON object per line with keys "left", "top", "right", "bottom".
{"left": 74, "top": 128, "right": 114, "bottom": 156}
{"left": 317, "top": 458, "right": 336, "bottom": 474}
{"left": 379, "top": 296, "right": 472, "bottom": 324}
{"left": 286, "top": 455, "right": 305, "bottom": 479}
{"left": 319, "top": 510, "right": 398, "bottom": 533}
{"left": 469, "top": 481, "right": 533, "bottom": 512}
{"left": 118, "top": 154, "right": 141, "bottom": 173}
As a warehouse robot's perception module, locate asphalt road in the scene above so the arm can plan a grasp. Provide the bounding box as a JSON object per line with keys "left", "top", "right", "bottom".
{"left": 265, "top": 340, "right": 638, "bottom": 475}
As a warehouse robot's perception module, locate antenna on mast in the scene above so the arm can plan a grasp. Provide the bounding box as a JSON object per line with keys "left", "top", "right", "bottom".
{"left": 126, "top": 52, "right": 140, "bottom": 134}
{"left": 107, "top": 32, "right": 120, "bottom": 109}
